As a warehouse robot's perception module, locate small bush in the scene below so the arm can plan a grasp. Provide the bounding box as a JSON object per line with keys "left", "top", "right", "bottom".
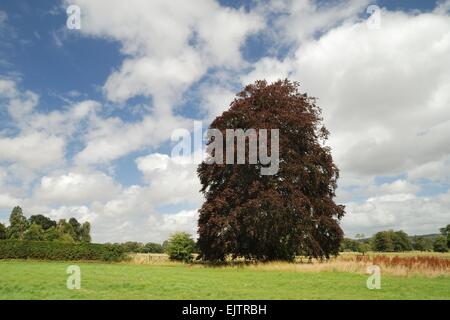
{"left": 0, "top": 240, "right": 125, "bottom": 262}
{"left": 165, "top": 232, "right": 195, "bottom": 262}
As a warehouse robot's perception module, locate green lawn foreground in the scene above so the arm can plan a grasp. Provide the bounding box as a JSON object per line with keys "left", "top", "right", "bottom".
{"left": 0, "top": 260, "right": 449, "bottom": 300}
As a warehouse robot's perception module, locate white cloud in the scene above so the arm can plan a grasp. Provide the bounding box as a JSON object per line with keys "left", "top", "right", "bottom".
{"left": 253, "top": 0, "right": 370, "bottom": 48}
{"left": 240, "top": 57, "right": 292, "bottom": 86}
{"left": 136, "top": 153, "right": 203, "bottom": 205}
{"left": 199, "top": 84, "right": 236, "bottom": 121}
{"left": 47, "top": 205, "right": 98, "bottom": 224}
{"left": 0, "top": 132, "right": 65, "bottom": 170}
{"left": 0, "top": 193, "right": 20, "bottom": 210}
{"left": 151, "top": 210, "right": 199, "bottom": 239}
{"left": 67, "top": 0, "right": 263, "bottom": 108}
{"left": 288, "top": 10, "right": 450, "bottom": 180}
{"left": 75, "top": 114, "right": 190, "bottom": 165}
{"left": 34, "top": 170, "right": 121, "bottom": 205}
{"left": 368, "top": 180, "right": 421, "bottom": 196}
{"left": 343, "top": 191, "right": 450, "bottom": 237}
{"left": 28, "top": 100, "right": 100, "bottom": 137}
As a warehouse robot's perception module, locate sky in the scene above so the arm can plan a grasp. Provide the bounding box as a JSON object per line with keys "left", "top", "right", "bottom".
{"left": 0, "top": 0, "right": 449, "bottom": 243}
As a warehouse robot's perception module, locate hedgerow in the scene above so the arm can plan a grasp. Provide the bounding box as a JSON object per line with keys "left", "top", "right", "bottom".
{"left": 0, "top": 240, "right": 125, "bottom": 262}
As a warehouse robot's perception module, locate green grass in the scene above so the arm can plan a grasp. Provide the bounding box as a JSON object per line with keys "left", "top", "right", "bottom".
{"left": 0, "top": 260, "right": 449, "bottom": 300}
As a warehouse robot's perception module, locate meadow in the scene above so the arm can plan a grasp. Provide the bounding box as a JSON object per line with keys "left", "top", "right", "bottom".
{"left": 0, "top": 252, "right": 449, "bottom": 300}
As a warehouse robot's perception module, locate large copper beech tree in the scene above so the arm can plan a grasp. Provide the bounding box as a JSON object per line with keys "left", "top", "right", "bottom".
{"left": 197, "top": 80, "right": 344, "bottom": 261}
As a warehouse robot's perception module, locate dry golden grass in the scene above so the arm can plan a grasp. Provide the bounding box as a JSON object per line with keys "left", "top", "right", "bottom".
{"left": 127, "top": 251, "right": 450, "bottom": 277}
{"left": 127, "top": 253, "right": 172, "bottom": 265}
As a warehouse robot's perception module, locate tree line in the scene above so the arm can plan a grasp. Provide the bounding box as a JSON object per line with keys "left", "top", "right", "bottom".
{"left": 0, "top": 206, "right": 91, "bottom": 243}
{"left": 340, "top": 225, "right": 450, "bottom": 254}
{"left": 0, "top": 206, "right": 194, "bottom": 260}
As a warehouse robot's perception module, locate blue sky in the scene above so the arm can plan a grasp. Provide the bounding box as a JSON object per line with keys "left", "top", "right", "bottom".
{"left": 0, "top": 0, "right": 449, "bottom": 242}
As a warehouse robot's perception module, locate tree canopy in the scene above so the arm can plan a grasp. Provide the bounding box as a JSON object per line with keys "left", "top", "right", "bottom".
{"left": 197, "top": 80, "right": 344, "bottom": 261}
{"left": 1, "top": 206, "right": 91, "bottom": 244}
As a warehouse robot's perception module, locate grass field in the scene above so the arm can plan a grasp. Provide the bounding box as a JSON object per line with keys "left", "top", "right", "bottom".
{"left": 0, "top": 259, "right": 449, "bottom": 300}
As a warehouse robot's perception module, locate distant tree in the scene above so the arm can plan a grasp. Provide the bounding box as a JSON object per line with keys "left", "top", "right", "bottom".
{"left": 165, "top": 232, "right": 196, "bottom": 262}
{"left": 121, "top": 242, "right": 143, "bottom": 253}
{"left": 439, "top": 224, "right": 450, "bottom": 249}
{"left": 197, "top": 80, "right": 344, "bottom": 261}
{"left": 372, "top": 231, "right": 394, "bottom": 252}
{"left": 80, "top": 222, "right": 91, "bottom": 243}
{"left": 433, "top": 236, "right": 449, "bottom": 253}
{"left": 7, "top": 206, "right": 29, "bottom": 240}
{"left": 29, "top": 215, "right": 57, "bottom": 230}
{"left": 412, "top": 236, "right": 433, "bottom": 251}
{"left": 162, "top": 240, "right": 169, "bottom": 252}
{"left": 0, "top": 223, "right": 7, "bottom": 240}
{"left": 355, "top": 234, "right": 365, "bottom": 240}
{"left": 358, "top": 243, "right": 371, "bottom": 256}
{"left": 392, "top": 230, "right": 412, "bottom": 251}
{"left": 57, "top": 219, "right": 76, "bottom": 240}
{"left": 340, "top": 238, "right": 360, "bottom": 252}
{"left": 24, "top": 223, "right": 45, "bottom": 241}
{"left": 372, "top": 230, "right": 412, "bottom": 252}
{"left": 69, "top": 218, "right": 82, "bottom": 241}
{"left": 140, "top": 242, "right": 163, "bottom": 253}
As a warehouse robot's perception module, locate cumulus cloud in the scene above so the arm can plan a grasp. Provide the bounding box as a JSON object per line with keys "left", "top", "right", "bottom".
{"left": 136, "top": 153, "right": 203, "bottom": 205}
{"left": 343, "top": 191, "right": 450, "bottom": 237}
{"left": 75, "top": 114, "right": 191, "bottom": 165}
{"left": 0, "top": 193, "right": 21, "bottom": 210}
{"left": 283, "top": 10, "right": 450, "bottom": 180}
{"left": 66, "top": 0, "right": 263, "bottom": 108}
{"left": 34, "top": 170, "right": 121, "bottom": 205}
{"left": 0, "top": 133, "right": 65, "bottom": 170}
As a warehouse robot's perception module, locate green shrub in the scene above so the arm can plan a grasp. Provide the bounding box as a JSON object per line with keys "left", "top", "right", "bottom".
{"left": 0, "top": 240, "right": 125, "bottom": 262}
{"left": 433, "top": 236, "right": 449, "bottom": 253}
{"left": 165, "top": 232, "right": 195, "bottom": 262}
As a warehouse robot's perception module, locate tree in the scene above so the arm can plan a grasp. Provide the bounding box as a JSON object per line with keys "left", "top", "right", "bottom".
{"left": 80, "top": 222, "right": 91, "bottom": 243}
{"left": 392, "top": 230, "right": 412, "bottom": 251}
{"left": 372, "top": 231, "right": 394, "bottom": 252}
{"left": 162, "top": 240, "right": 169, "bottom": 252}
{"left": 433, "top": 236, "right": 449, "bottom": 253}
{"left": 340, "top": 238, "right": 360, "bottom": 252}
{"left": 165, "top": 232, "right": 196, "bottom": 262}
{"left": 358, "top": 243, "right": 371, "bottom": 256}
{"left": 0, "top": 223, "right": 7, "bottom": 240}
{"left": 197, "top": 80, "right": 344, "bottom": 261}
{"left": 69, "top": 218, "right": 82, "bottom": 241}
{"left": 371, "top": 230, "right": 412, "bottom": 252}
{"left": 121, "top": 242, "right": 143, "bottom": 253}
{"left": 43, "top": 226, "right": 64, "bottom": 242}
{"left": 7, "top": 206, "right": 29, "bottom": 240}
{"left": 412, "top": 236, "right": 433, "bottom": 251}
{"left": 57, "top": 219, "right": 76, "bottom": 240}
{"left": 29, "top": 215, "right": 57, "bottom": 230}
{"left": 24, "top": 223, "right": 45, "bottom": 241}
{"left": 439, "top": 224, "right": 450, "bottom": 249}
{"left": 142, "top": 242, "right": 163, "bottom": 253}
